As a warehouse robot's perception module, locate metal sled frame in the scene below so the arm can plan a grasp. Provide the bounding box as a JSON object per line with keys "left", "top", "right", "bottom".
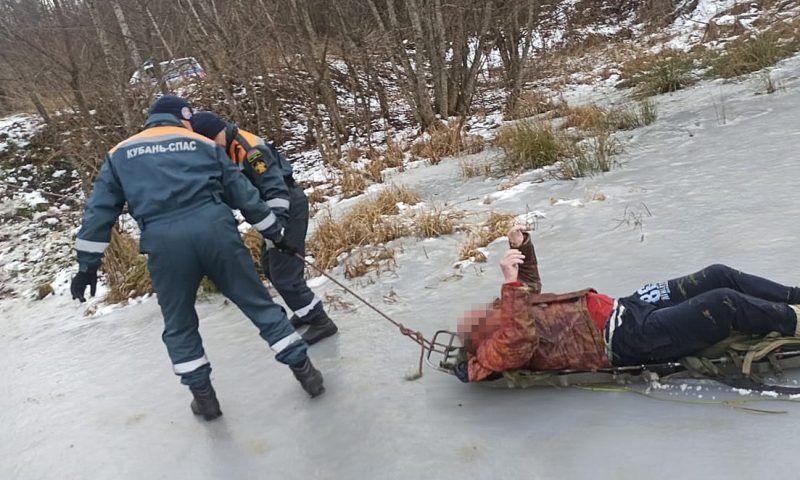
{"left": 426, "top": 330, "right": 800, "bottom": 388}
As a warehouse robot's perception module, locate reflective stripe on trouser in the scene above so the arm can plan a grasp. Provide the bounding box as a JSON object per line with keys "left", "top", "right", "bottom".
{"left": 262, "top": 185, "right": 319, "bottom": 317}
{"left": 144, "top": 203, "right": 309, "bottom": 388}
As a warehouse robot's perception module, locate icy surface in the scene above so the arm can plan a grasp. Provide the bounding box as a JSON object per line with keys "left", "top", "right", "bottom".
{"left": 7, "top": 54, "right": 800, "bottom": 480}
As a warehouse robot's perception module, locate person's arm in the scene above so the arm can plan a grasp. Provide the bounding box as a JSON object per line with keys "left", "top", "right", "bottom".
{"left": 214, "top": 145, "right": 282, "bottom": 241}
{"left": 468, "top": 283, "right": 537, "bottom": 382}
{"left": 241, "top": 143, "right": 291, "bottom": 225}
{"left": 75, "top": 155, "right": 125, "bottom": 272}
{"left": 508, "top": 226, "right": 542, "bottom": 293}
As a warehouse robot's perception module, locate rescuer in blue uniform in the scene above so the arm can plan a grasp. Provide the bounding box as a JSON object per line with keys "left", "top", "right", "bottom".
{"left": 190, "top": 112, "right": 338, "bottom": 345}
{"left": 70, "top": 96, "right": 325, "bottom": 421}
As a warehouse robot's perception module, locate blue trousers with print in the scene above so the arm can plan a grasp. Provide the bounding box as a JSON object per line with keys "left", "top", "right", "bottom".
{"left": 611, "top": 264, "right": 800, "bottom": 366}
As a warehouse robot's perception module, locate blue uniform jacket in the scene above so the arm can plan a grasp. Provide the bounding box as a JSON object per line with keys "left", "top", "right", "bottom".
{"left": 75, "top": 114, "right": 282, "bottom": 271}
{"left": 225, "top": 127, "right": 294, "bottom": 226}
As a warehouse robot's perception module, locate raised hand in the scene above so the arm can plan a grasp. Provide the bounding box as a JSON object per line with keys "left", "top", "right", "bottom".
{"left": 499, "top": 249, "right": 525, "bottom": 283}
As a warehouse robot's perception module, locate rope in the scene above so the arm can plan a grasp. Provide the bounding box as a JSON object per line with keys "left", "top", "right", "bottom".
{"left": 296, "top": 252, "right": 438, "bottom": 379}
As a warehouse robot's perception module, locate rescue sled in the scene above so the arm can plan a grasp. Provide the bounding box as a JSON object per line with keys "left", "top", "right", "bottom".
{"left": 425, "top": 330, "right": 800, "bottom": 393}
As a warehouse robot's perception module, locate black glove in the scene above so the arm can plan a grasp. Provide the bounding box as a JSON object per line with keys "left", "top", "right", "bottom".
{"left": 271, "top": 234, "right": 297, "bottom": 256}
{"left": 454, "top": 361, "right": 469, "bottom": 383}
{"left": 71, "top": 269, "right": 98, "bottom": 303}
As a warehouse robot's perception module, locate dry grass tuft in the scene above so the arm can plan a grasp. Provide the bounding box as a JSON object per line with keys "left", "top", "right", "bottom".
{"left": 306, "top": 187, "right": 328, "bottom": 217}
{"left": 505, "top": 90, "right": 566, "bottom": 120}
{"left": 561, "top": 101, "right": 657, "bottom": 132}
{"left": 414, "top": 207, "right": 462, "bottom": 238}
{"left": 242, "top": 228, "right": 265, "bottom": 275}
{"left": 410, "top": 121, "right": 485, "bottom": 164}
{"left": 710, "top": 31, "right": 798, "bottom": 78}
{"left": 36, "top": 282, "right": 54, "bottom": 300}
{"left": 618, "top": 49, "right": 696, "bottom": 97}
{"left": 457, "top": 212, "right": 516, "bottom": 262}
{"left": 102, "top": 229, "right": 153, "bottom": 304}
{"left": 339, "top": 165, "right": 368, "bottom": 199}
{"left": 307, "top": 184, "right": 421, "bottom": 272}
{"left": 495, "top": 121, "right": 576, "bottom": 173}
{"left": 458, "top": 158, "right": 493, "bottom": 179}
{"left": 383, "top": 137, "right": 406, "bottom": 168}
{"left": 562, "top": 105, "right": 608, "bottom": 131}
{"left": 343, "top": 246, "right": 397, "bottom": 279}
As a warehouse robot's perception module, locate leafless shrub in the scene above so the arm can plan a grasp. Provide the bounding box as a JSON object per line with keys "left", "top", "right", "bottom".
{"left": 410, "top": 121, "right": 485, "bottom": 165}
{"left": 613, "top": 203, "right": 653, "bottom": 242}
{"left": 504, "top": 90, "right": 565, "bottom": 120}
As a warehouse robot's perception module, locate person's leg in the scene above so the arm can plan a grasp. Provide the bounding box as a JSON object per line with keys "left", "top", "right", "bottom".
{"left": 145, "top": 230, "right": 209, "bottom": 388}
{"left": 262, "top": 186, "right": 337, "bottom": 344}
{"left": 613, "top": 287, "right": 799, "bottom": 364}
{"left": 202, "top": 211, "right": 324, "bottom": 397}
{"left": 143, "top": 226, "right": 224, "bottom": 420}
{"left": 633, "top": 264, "right": 800, "bottom": 308}
{"left": 200, "top": 208, "right": 308, "bottom": 365}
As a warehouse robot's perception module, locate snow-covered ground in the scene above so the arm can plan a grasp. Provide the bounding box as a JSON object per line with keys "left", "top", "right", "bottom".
{"left": 5, "top": 42, "right": 800, "bottom": 479}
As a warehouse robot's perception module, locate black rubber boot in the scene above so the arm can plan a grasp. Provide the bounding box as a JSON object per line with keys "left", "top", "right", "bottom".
{"left": 189, "top": 383, "right": 222, "bottom": 421}
{"left": 289, "top": 314, "right": 307, "bottom": 329}
{"left": 290, "top": 359, "right": 325, "bottom": 398}
{"left": 302, "top": 311, "right": 338, "bottom": 345}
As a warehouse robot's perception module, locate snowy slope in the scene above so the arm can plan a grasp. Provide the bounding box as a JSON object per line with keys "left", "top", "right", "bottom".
{"left": 5, "top": 45, "right": 800, "bottom": 479}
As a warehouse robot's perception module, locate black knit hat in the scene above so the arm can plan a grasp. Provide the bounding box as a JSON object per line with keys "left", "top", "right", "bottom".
{"left": 148, "top": 95, "right": 194, "bottom": 121}
{"left": 190, "top": 112, "right": 228, "bottom": 139}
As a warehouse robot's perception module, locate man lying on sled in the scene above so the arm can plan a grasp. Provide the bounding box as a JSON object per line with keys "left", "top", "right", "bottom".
{"left": 455, "top": 226, "right": 800, "bottom": 383}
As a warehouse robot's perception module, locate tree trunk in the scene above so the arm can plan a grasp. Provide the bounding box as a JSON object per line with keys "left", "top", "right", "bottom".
{"left": 141, "top": 2, "right": 175, "bottom": 59}
{"left": 386, "top": 0, "right": 437, "bottom": 129}
{"left": 431, "top": 0, "right": 449, "bottom": 117}
{"left": 87, "top": 0, "right": 133, "bottom": 132}
{"left": 456, "top": 1, "right": 494, "bottom": 116}
{"left": 110, "top": 0, "right": 143, "bottom": 70}
{"left": 288, "top": 0, "right": 348, "bottom": 141}
{"left": 51, "top": 0, "right": 92, "bottom": 124}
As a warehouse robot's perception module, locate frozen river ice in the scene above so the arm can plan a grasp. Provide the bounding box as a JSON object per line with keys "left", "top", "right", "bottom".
{"left": 5, "top": 56, "right": 800, "bottom": 479}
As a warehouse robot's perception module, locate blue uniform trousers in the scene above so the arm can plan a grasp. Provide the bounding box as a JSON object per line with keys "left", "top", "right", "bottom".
{"left": 141, "top": 202, "right": 307, "bottom": 387}
{"left": 261, "top": 185, "right": 323, "bottom": 320}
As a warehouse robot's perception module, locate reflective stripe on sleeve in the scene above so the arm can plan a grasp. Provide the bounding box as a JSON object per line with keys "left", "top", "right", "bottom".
{"left": 270, "top": 331, "right": 303, "bottom": 354}
{"left": 75, "top": 238, "right": 110, "bottom": 253}
{"left": 172, "top": 355, "right": 210, "bottom": 374}
{"left": 294, "top": 296, "right": 321, "bottom": 318}
{"left": 266, "top": 198, "right": 290, "bottom": 210}
{"left": 252, "top": 212, "right": 277, "bottom": 231}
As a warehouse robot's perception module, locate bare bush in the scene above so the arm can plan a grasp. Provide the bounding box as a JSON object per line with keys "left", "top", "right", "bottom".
{"left": 410, "top": 121, "right": 485, "bottom": 164}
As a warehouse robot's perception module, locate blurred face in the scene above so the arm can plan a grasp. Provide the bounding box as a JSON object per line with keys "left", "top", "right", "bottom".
{"left": 457, "top": 304, "right": 502, "bottom": 354}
